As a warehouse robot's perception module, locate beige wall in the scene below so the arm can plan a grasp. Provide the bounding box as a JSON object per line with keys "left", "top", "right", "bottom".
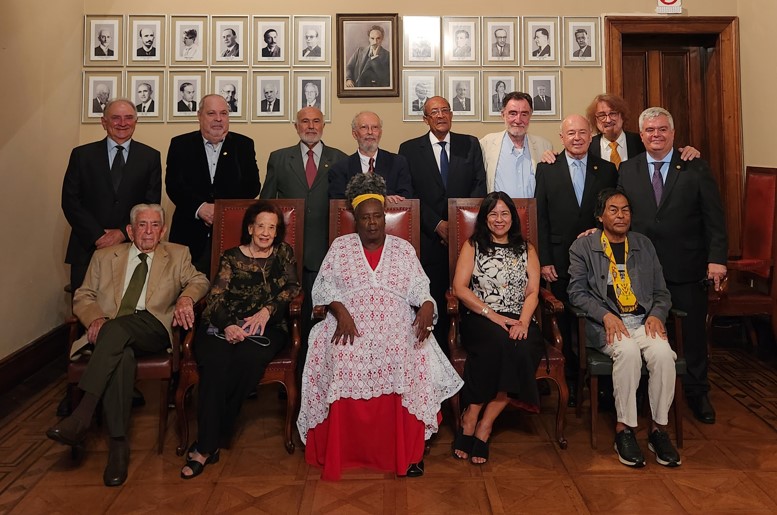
{"left": 1, "top": 0, "right": 765, "bottom": 361}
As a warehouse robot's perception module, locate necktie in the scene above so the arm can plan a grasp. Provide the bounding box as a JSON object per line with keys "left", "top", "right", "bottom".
{"left": 305, "top": 149, "right": 317, "bottom": 188}
{"left": 439, "top": 141, "right": 449, "bottom": 188}
{"left": 571, "top": 160, "right": 585, "bottom": 206}
{"left": 110, "top": 145, "right": 125, "bottom": 192}
{"left": 609, "top": 141, "right": 622, "bottom": 170}
{"left": 117, "top": 253, "right": 148, "bottom": 317}
{"left": 368, "top": 157, "right": 375, "bottom": 174}
{"left": 651, "top": 162, "right": 664, "bottom": 205}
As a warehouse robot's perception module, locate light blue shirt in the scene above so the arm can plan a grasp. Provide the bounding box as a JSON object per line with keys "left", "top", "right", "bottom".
{"left": 564, "top": 153, "right": 588, "bottom": 177}
{"left": 107, "top": 138, "right": 132, "bottom": 167}
{"left": 494, "top": 133, "right": 534, "bottom": 198}
{"left": 646, "top": 149, "right": 674, "bottom": 184}
{"left": 566, "top": 153, "right": 588, "bottom": 205}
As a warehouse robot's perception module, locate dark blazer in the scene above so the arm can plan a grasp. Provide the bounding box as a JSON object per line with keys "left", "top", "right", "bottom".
{"left": 261, "top": 143, "right": 347, "bottom": 271}
{"left": 618, "top": 151, "right": 728, "bottom": 283}
{"left": 302, "top": 46, "right": 321, "bottom": 58}
{"left": 398, "top": 132, "right": 487, "bottom": 266}
{"left": 136, "top": 100, "right": 155, "bottom": 113}
{"left": 92, "top": 98, "right": 105, "bottom": 114}
{"left": 165, "top": 131, "right": 261, "bottom": 262}
{"left": 532, "top": 45, "right": 550, "bottom": 57}
{"left": 535, "top": 153, "right": 618, "bottom": 279}
{"left": 590, "top": 131, "right": 645, "bottom": 161}
{"left": 177, "top": 99, "right": 196, "bottom": 112}
{"left": 573, "top": 46, "right": 591, "bottom": 58}
{"left": 136, "top": 46, "right": 156, "bottom": 57}
{"left": 328, "top": 150, "right": 413, "bottom": 200}
{"left": 345, "top": 46, "right": 390, "bottom": 87}
{"left": 452, "top": 97, "right": 470, "bottom": 111}
{"left": 94, "top": 46, "right": 114, "bottom": 56}
{"left": 262, "top": 46, "right": 281, "bottom": 57}
{"left": 411, "top": 98, "right": 427, "bottom": 112}
{"left": 260, "top": 99, "right": 280, "bottom": 112}
{"left": 62, "top": 138, "right": 162, "bottom": 268}
{"left": 533, "top": 95, "right": 552, "bottom": 111}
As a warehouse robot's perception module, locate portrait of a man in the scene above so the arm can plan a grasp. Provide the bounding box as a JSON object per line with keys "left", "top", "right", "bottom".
{"left": 220, "top": 83, "right": 238, "bottom": 113}
{"left": 260, "top": 81, "right": 281, "bottom": 113}
{"left": 262, "top": 28, "right": 281, "bottom": 58}
{"left": 532, "top": 27, "right": 552, "bottom": 58}
{"left": 573, "top": 28, "right": 591, "bottom": 58}
{"left": 533, "top": 84, "right": 552, "bottom": 111}
{"left": 94, "top": 27, "right": 114, "bottom": 57}
{"left": 451, "top": 81, "right": 471, "bottom": 112}
{"left": 302, "top": 81, "right": 321, "bottom": 109}
{"left": 136, "top": 26, "right": 156, "bottom": 57}
{"left": 177, "top": 82, "right": 197, "bottom": 113}
{"left": 411, "top": 37, "right": 432, "bottom": 59}
{"left": 345, "top": 24, "right": 391, "bottom": 88}
{"left": 135, "top": 82, "right": 155, "bottom": 114}
{"left": 91, "top": 83, "right": 111, "bottom": 114}
{"left": 452, "top": 28, "right": 472, "bottom": 58}
{"left": 220, "top": 27, "right": 240, "bottom": 58}
{"left": 411, "top": 82, "right": 429, "bottom": 112}
{"left": 301, "top": 27, "right": 322, "bottom": 59}
{"left": 179, "top": 28, "right": 201, "bottom": 60}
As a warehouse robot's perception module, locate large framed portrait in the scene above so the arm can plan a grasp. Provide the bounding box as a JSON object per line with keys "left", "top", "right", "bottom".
{"left": 82, "top": 70, "right": 122, "bottom": 123}
{"left": 294, "top": 71, "right": 331, "bottom": 122}
{"left": 127, "top": 15, "right": 165, "bottom": 66}
{"left": 252, "top": 71, "right": 290, "bottom": 122}
{"left": 443, "top": 70, "right": 480, "bottom": 122}
{"left": 171, "top": 16, "right": 207, "bottom": 66}
{"left": 482, "top": 70, "right": 520, "bottom": 122}
{"left": 563, "top": 17, "right": 601, "bottom": 67}
{"left": 483, "top": 17, "right": 519, "bottom": 67}
{"left": 402, "top": 70, "right": 440, "bottom": 121}
{"left": 211, "top": 71, "right": 248, "bottom": 122}
{"left": 525, "top": 70, "right": 561, "bottom": 120}
{"left": 169, "top": 70, "right": 206, "bottom": 121}
{"left": 523, "top": 17, "right": 560, "bottom": 67}
{"left": 402, "top": 16, "right": 440, "bottom": 67}
{"left": 253, "top": 16, "right": 290, "bottom": 66}
{"left": 127, "top": 70, "right": 164, "bottom": 122}
{"left": 336, "top": 13, "right": 399, "bottom": 98}
{"left": 442, "top": 17, "right": 480, "bottom": 67}
{"left": 84, "top": 15, "right": 123, "bottom": 66}
{"left": 212, "top": 16, "right": 249, "bottom": 66}
{"left": 293, "top": 15, "right": 332, "bottom": 67}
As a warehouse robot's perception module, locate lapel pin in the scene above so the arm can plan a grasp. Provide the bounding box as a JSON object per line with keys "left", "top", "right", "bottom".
{"left": 223, "top": 151, "right": 228, "bottom": 156}
{"left": 675, "top": 164, "right": 681, "bottom": 169}
{"left": 593, "top": 165, "right": 598, "bottom": 170}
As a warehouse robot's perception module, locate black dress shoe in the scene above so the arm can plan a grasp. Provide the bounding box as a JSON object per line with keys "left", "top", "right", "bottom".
{"left": 406, "top": 461, "right": 424, "bottom": 478}
{"left": 56, "top": 394, "right": 72, "bottom": 417}
{"left": 46, "top": 416, "right": 89, "bottom": 446}
{"left": 104, "top": 440, "right": 130, "bottom": 487}
{"left": 688, "top": 394, "right": 716, "bottom": 424}
{"left": 614, "top": 428, "right": 645, "bottom": 468}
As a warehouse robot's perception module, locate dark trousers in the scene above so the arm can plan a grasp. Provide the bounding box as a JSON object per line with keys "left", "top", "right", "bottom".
{"left": 78, "top": 311, "right": 168, "bottom": 437}
{"left": 70, "top": 263, "right": 89, "bottom": 292}
{"left": 548, "top": 276, "right": 577, "bottom": 384}
{"left": 299, "top": 267, "right": 319, "bottom": 374}
{"left": 423, "top": 259, "right": 450, "bottom": 355}
{"left": 666, "top": 281, "right": 709, "bottom": 396}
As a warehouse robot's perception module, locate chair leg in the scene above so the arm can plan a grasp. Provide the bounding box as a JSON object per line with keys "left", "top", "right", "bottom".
{"left": 449, "top": 393, "right": 462, "bottom": 433}
{"left": 744, "top": 318, "right": 759, "bottom": 351}
{"left": 283, "top": 374, "right": 298, "bottom": 454}
{"left": 590, "top": 375, "right": 599, "bottom": 449}
{"left": 548, "top": 369, "right": 568, "bottom": 450}
{"left": 175, "top": 377, "right": 193, "bottom": 457}
{"left": 674, "top": 380, "right": 684, "bottom": 449}
{"left": 576, "top": 372, "right": 585, "bottom": 419}
{"left": 157, "top": 380, "right": 168, "bottom": 454}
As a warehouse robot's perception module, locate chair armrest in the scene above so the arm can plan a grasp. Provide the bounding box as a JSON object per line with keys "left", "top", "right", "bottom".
{"left": 728, "top": 258, "right": 771, "bottom": 272}
{"left": 566, "top": 304, "right": 586, "bottom": 318}
{"left": 180, "top": 298, "right": 206, "bottom": 363}
{"left": 539, "top": 287, "right": 564, "bottom": 315}
{"left": 565, "top": 303, "right": 590, "bottom": 372}
{"left": 445, "top": 289, "right": 460, "bottom": 316}
{"left": 668, "top": 308, "right": 686, "bottom": 357}
{"left": 445, "top": 290, "right": 463, "bottom": 354}
{"left": 286, "top": 292, "right": 305, "bottom": 364}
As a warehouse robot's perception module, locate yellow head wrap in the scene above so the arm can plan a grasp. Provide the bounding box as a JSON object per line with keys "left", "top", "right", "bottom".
{"left": 351, "top": 193, "right": 385, "bottom": 209}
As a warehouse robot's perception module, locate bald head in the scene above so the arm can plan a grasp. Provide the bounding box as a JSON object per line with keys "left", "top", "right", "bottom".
{"left": 559, "top": 114, "right": 592, "bottom": 159}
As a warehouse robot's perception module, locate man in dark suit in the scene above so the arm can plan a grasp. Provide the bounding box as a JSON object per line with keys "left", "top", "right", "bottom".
{"left": 532, "top": 28, "right": 551, "bottom": 57}
{"left": 176, "top": 82, "right": 197, "bottom": 113}
{"left": 345, "top": 25, "right": 391, "bottom": 88}
{"left": 135, "top": 82, "right": 155, "bottom": 114}
{"left": 329, "top": 111, "right": 412, "bottom": 201}
{"left": 94, "top": 29, "right": 114, "bottom": 56}
{"left": 261, "top": 29, "right": 281, "bottom": 57}
{"left": 166, "top": 94, "right": 261, "bottom": 273}
{"left": 260, "top": 83, "right": 281, "bottom": 112}
{"left": 411, "top": 82, "right": 428, "bottom": 112}
{"left": 302, "top": 82, "right": 321, "bottom": 110}
{"left": 47, "top": 204, "right": 209, "bottom": 487}
{"left": 221, "top": 28, "right": 240, "bottom": 57}
{"left": 92, "top": 84, "right": 110, "bottom": 114}
{"left": 136, "top": 27, "right": 156, "bottom": 57}
{"left": 572, "top": 28, "right": 591, "bottom": 58}
{"left": 301, "top": 28, "right": 321, "bottom": 58}
{"left": 451, "top": 82, "right": 471, "bottom": 112}
{"left": 220, "top": 83, "right": 238, "bottom": 113}
{"left": 535, "top": 114, "right": 618, "bottom": 403}
{"left": 618, "top": 107, "right": 728, "bottom": 424}
{"left": 398, "top": 96, "right": 487, "bottom": 351}
{"left": 533, "top": 85, "right": 552, "bottom": 111}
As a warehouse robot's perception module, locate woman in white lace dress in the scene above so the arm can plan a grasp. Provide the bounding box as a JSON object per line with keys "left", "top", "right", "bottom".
{"left": 297, "top": 173, "right": 462, "bottom": 480}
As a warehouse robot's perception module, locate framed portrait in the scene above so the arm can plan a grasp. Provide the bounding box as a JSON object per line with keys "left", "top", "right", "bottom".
{"left": 483, "top": 17, "right": 519, "bottom": 67}
{"left": 442, "top": 17, "right": 480, "bottom": 67}
{"left": 402, "top": 16, "right": 440, "bottom": 67}
{"left": 253, "top": 16, "right": 290, "bottom": 66}
{"left": 82, "top": 70, "right": 122, "bottom": 123}
{"left": 171, "top": 16, "right": 207, "bottom": 66}
{"left": 127, "top": 70, "right": 164, "bottom": 122}
{"left": 443, "top": 70, "right": 480, "bottom": 122}
{"left": 212, "top": 16, "right": 249, "bottom": 66}
{"left": 336, "top": 13, "right": 399, "bottom": 98}
{"left": 293, "top": 71, "right": 331, "bottom": 122}
{"left": 523, "top": 17, "right": 560, "bottom": 67}
{"left": 127, "top": 15, "right": 165, "bottom": 66}
{"left": 402, "top": 70, "right": 440, "bottom": 121}
{"left": 168, "top": 70, "right": 206, "bottom": 121}
{"left": 564, "top": 17, "right": 601, "bottom": 67}
{"left": 293, "top": 15, "right": 332, "bottom": 67}
{"left": 482, "top": 70, "right": 520, "bottom": 121}
{"left": 211, "top": 71, "right": 248, "bottom": 122}
{"left": 252, "top": 71, "right": 290, "bottom": 122}
{"left": 525, "top": 70, "right": 560, "bottom": 120}
{"left": 84, "top": 15, "right": 123, "bottom": 66}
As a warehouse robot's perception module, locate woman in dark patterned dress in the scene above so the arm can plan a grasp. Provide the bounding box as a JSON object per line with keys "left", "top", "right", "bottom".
{"left": 181, "top": 201, "right": 300, "bottom": 479}
{"left": 451, "top": 191, "right": 544, "bottom": 464}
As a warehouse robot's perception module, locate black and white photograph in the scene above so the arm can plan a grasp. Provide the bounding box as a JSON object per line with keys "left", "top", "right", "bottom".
{"left": 82, "top": 71, "right": 121, "bottom": 122}
{"left": 564, "top": 17, "right": 601, "bottom": 66}
{"left": 168, "top": 71, "right": 205, "bottom": 120}
{"left": 254, "top": 16, "right": 289, "bottom": 66}
{"left": 294, "top": 16, "right": 331, "bottom": 66}
{"left": 482, "top": 71, "right": 520, "bottom": 120}
{"left": 85, "top": 16, "right": 122, "bottom": 65}
{"left": 524, "top": 17, "right": 560, "bottom": 66}
{"left": 128, "top": 16, "right": 162, "bottom": 65}
{"left": 213, "top": 17, "right": 248, "bottom": 65}
{"left": 402, "top": 16, "right": 440, "bottom": 67}
{"left": 212, "top": 72, "right": 247, "bottom": 121}
{"left": 402, "top": 70, "right": 439, "bottom": 121}
{"left": 483, "top": 18, "right": 519, "bottom": 66}
{"left": 172, "top": 17, "right": 207, "bottom": 65}
{"left": 443, "top": 70, "right": 480, "bottom": 121}
{"left": 525, "top": 70, "right": 560, "bottom": 120}
{"left": 443, "top": 17, "right": 480, "bottom": 66}
{"left": 294, "top": 71, "right": 330, "bottom": 121}
{"left": 128, "top": 71, "right": 163, "bottom": 121}
{"left": 336, "top": 13, "right": 399, "bottom": 98}
{"left": 252, "top": 71, "right": 289, "bottom": 121}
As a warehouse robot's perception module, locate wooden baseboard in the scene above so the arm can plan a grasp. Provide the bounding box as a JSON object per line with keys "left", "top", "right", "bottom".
{"left": 0, "top": 324, "right": 68, "bottom": 395}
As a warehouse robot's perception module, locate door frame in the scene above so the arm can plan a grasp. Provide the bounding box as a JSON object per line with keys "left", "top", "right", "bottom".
{"left": 604, "top": 16, "right": 742, "bottom": 252}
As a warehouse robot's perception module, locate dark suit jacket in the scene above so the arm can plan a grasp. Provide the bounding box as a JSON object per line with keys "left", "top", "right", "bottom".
{"left": 94, "top": 46, "right": 114, "bottom": 56}
{"left": 532, "top": 45, "right": 550, "bottom": 57}
{"left": 222, "top": 43, "right": 239, "bottom": 57}
{"left": 345, "top": 46, "right": 390, "bottom": 87}
{"left": 62, "top": 138, "right": 162, "bottom": 268}
{"left": 136, "top": 100, "right": 155, "bottom": 113}
{"left": 533, "top": 95, "right": 551, "bottom": 111}
{"left": 177, "top": 100, "right": 196, "bottom": 112}
{"left": 328, "top": 151, "right": 413, "bottom": 200}
{"left": 573, "top": 46, "right": 591, "bottom": 58}
{"left": 92, "top": 98, "right": 105, "bottom": 114}
{"left": 136, "top": 46, "right": 156, "bottom": 57}
{"left": 618, "top": 151, "right": 728, "bottom": 283}
{"left": 302, "top": 46, "right": 321, "bottom": 58}
{"left": 590, "top": 131, "right": 645, "bottom": 161}
{"left": 261, "top": 143, "right": 347, "bottom": 271}
{"left": 452, "top": 97, "right": 470, "bottom": 111}
{"left": 398, "top": 132, "right": 487, "bottom": 266}
{"left": 411, "top": 98, "right": 427, "bottom": 112}
{"left": 262, "top": 46, "right": 281, "bottom": 57}
{"left": 261, "top": 99, "right": 280, "bottom": 112}
{"left": 165, "top": 131, "right": 261, "bottom": 261}
{"left": 535, "top": 153, "right": 618, "bottom": 279}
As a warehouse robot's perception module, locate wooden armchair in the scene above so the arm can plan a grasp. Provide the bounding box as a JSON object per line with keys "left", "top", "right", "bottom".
{"left": 175, "top": 199, "right": 305, "bottom": 455}
{"left": 445, "top": 198, "right": 568, "bottom": 449}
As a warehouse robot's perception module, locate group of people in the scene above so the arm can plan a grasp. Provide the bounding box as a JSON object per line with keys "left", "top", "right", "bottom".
{"left": 49, "top": 82, "right": 727, "bottom": 485}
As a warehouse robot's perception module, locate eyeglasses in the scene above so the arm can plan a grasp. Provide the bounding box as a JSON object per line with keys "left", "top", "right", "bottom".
{"left": 595, "top": 111, "right": 620, "bottom": 121}
{"left": 425, "top": 108, "right": 452, "bottom": 117}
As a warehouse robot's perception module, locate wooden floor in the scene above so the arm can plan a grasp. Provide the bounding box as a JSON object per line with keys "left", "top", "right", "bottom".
{"left": 2, "top": 344, "right": 777, "bottom": 514}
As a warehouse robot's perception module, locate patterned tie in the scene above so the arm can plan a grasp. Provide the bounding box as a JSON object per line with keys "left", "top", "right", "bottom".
{"left": 305, "top": 149, "right": 317, "bottom": 188}
{"left": 110, "top": 145, "right": 125, "bottom": 193}
{"left": 438, "top": 141, "right": 449, "bottom": 188}
{"left": 368, "top": 157, "right": 375, "bottom": 174}
{"left": 571, "top": 160, "right": 585, "bottom": 206}
{"left": 651, "top": 162, "right": 664, "bottom": 205}
{"left": 117, "top": 253, "right": 148, "bottom": 317}
{"left": 609, "top": 141, "right": 622, "bottom": 170}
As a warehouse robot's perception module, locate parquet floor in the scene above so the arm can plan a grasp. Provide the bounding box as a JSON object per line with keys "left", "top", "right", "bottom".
{"left": 1, "top": 345, "right": 777, "bottom": 514}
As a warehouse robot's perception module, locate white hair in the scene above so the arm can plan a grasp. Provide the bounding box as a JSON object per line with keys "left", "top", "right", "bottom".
{"left": 638, "top": 107, "right": 674, "bottom": 131}
{"left": 130, "top": 203, "right": 166, "bottom": 226}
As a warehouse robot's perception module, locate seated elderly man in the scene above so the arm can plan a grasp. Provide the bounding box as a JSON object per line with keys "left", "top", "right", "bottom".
{"left": 568, "top": 189, "right": 681, "bottom": 468}
{"left": 46, "top": 204, "right": 209, "bottom": 486}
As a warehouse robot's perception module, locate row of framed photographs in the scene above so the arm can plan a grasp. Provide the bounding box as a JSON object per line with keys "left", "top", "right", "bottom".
{"left": 85, "top": 14, "right": 332, "bottom": 67}
{"left": 82, "top": 69, "right": 333, "bottom": 123}
{"left": 402, "top": 70, "right": 562, "bottom": 122}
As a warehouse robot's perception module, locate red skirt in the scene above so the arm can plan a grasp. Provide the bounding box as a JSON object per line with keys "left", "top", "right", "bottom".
{"left": 305, "top": 394, "right": 427, "bottom": 480}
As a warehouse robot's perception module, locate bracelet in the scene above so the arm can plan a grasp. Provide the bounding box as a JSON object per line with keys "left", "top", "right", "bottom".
{"left": 480, "top": 306, "right": 490, "bottom": 316}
